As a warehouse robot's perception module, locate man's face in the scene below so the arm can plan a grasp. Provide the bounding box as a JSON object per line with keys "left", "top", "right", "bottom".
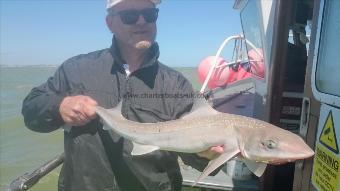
{"left": 107, "top": 0, "right": 157, "bottom": 50}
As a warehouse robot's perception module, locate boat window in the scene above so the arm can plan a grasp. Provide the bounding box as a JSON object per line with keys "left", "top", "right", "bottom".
{"left": 315, "top": 0, "right": 340, "bottom": 97}
{"left": 240, "top": 0, "right": 265, "bottom": 79}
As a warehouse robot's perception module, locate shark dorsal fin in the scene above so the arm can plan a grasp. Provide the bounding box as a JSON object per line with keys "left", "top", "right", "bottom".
{"left": 182, "top": 97, "right": 219, "bottom": 120}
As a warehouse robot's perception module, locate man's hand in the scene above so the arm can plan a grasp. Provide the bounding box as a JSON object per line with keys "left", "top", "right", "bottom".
{"left": 59, "top": 95, "right": 98, "bottom": 126}
{"left": 197, "top": 146, "right": 224, "bottom": 160}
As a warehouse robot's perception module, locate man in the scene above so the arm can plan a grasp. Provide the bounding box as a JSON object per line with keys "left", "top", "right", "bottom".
{"left": 22, "top": 0, "right": 220, "bottom": 190}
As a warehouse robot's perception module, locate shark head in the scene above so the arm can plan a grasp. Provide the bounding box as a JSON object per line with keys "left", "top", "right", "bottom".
{"left": 236, "top": 122, "right": 314, "bottom": 164}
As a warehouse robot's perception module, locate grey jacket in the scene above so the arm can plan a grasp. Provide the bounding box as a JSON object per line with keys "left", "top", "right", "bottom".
{"left": 22, "top": 39, "right": 208, "bottom": 191}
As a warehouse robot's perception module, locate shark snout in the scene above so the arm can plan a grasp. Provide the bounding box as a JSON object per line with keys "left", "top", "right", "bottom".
{"left": 272, "top": 139, "right": 315, "bottom": 163}
{"left": 299, "top": 146, "right": 314, "bottom": 159}
{"left": 290, "top": 139, "right": 314, "bottom": 158}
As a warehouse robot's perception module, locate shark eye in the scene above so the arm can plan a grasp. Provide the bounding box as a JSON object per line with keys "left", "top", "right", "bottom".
{"left": 263, "top": 140, "right": 277, "bottom": 149}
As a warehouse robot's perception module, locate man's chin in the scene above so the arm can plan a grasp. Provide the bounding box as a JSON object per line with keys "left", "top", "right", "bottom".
{"left": 135, "top": 41, "right": 152, "bottom": 50}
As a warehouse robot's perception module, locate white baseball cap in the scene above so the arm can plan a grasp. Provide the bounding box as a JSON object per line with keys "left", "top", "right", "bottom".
{"left": 107, "top": 0, "right": 161, "bottom": 9}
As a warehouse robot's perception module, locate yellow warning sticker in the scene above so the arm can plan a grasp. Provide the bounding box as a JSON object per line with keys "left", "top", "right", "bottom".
{"left": 312, "top": 106, "right": 340, "bottom": 191}
{"left": 319, "top": 112, "right": 339, "bottom": 154}
{"left": 312, "top": 144, "right": 340, "bottom": 191}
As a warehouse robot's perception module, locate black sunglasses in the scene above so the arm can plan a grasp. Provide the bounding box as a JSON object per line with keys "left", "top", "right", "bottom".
{"left": 110, "top": 8, "right": 159, "bottom": 25}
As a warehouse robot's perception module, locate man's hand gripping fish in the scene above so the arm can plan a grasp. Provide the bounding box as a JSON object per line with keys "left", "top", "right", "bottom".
{"left": 95, "top": 98, "right": 314, "bottom": 185}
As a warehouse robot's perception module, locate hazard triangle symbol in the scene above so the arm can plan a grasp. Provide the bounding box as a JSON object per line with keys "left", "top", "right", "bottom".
{"left": 319, "top": 111, "right": 339, "bottom": 154}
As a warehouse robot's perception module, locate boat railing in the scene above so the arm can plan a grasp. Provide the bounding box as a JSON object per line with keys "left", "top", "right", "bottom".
{"left": 7, "top": 153, "right": 64, "bottom": 191}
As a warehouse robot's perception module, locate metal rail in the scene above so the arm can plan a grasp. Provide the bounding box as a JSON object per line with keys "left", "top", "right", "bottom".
{"left": 7, "top": 153, "right": 64, "bottom": 191}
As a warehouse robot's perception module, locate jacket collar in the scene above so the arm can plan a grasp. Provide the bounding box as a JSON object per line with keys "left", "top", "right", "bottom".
{"left": 110, "top": 36, "right": 160, "bottom": 74}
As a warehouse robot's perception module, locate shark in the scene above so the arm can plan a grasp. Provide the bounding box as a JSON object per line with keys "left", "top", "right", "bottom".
{"left": 95, "top": 98, "right": 314, "bottom": 184}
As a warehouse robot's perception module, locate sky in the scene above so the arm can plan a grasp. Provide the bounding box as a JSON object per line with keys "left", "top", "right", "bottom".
{"left": 0, "top": 0, "right": 242, "bottom": 67}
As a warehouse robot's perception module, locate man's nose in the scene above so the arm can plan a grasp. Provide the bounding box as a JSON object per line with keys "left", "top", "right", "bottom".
{"left": 135, "top": 15, "right": 147, "bottom": 25}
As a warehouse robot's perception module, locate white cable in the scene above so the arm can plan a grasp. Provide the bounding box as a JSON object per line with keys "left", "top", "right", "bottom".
{"left": 199, "top": 35, "right": 261, "bottom": 94}
{"left": 199, "top": 35, "right": 243, "bottom": 94}
{"left": 244, "top": 39, "right": 262, "bottom": 57}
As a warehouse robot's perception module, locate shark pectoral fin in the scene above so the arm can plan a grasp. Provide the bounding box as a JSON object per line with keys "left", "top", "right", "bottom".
{"left": 242, "top": 159, "right": 267, "bottom": 177}
{"left": 192, "top": 149, "right": 239, "bottom": 187}
{"left": 131, "top": 142, "right": 160, "bottom": 156}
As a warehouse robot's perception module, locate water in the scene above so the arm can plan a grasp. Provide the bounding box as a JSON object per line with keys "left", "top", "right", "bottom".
{"left": 0, "top": 65, "right": 200, "bottom": 191}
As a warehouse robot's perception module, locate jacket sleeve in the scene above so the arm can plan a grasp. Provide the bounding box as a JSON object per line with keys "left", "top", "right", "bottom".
{"left": 21, "top": 65, "right": 69, "bottom": 133}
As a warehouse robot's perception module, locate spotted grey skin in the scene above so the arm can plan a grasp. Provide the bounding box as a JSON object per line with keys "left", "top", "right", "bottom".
{"left": 96, "top": 98, "right": 314, "bottom": 184}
